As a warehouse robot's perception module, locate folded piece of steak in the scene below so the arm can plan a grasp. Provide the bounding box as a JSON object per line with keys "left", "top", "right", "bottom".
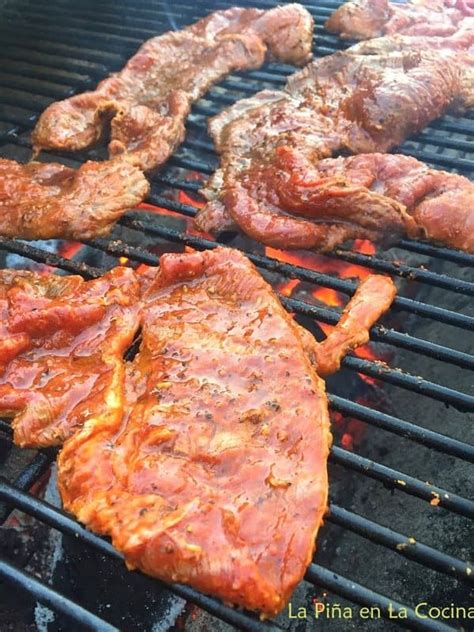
{"left": 196, "top": 44, "right": 471, "bottom": 251}
{"left": 198, "top": 150, "right": 474, "bottom": 252}
{"left": 326, "top": 0, "right": 473, "bottom": 40}
{"left": 58, "top": 247, "right": 396, "bottom": 615}
{"left": 32, "top": 5, "right": 313, "bottom": 172}
{"left": 0, "top": 157, "right": 149, "bottom": 240}
{"left": 0, "top": 267, "right": 140, "bottom": 447}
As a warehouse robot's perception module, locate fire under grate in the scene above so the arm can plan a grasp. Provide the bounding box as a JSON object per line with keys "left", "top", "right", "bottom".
{"left": 0, "top": 1, "right": 473, "bottom": 631}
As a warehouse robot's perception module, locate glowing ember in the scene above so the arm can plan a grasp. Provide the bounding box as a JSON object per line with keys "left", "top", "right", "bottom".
{"left": 178, "top": 189, "right": 205, "bottom": 210}
{"left": 266, "top": 240, "right": 375, "bottom": 280}
{"left": 58, "top": 241, "right": 83, "bottom": 260}
{"left": 330, "top": 410, "right": 366, "bottom": 451}
{"left": 312, "top": 286, "right": 341, "bottom": 307}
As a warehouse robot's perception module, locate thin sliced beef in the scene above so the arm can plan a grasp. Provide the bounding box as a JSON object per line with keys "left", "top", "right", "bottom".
{"left": 0, "top": 158, "right": 149, "bottom": 240}
{"left": 348, "top": 28, "right": 474, "bottom": 111}
{"left": 198, "top": 151, "right": 474, "bottom": 252}
{"left": 32, "top": 5, "right": 313, "bottom": 172}
{"left": 312, "top": 274, "right": 396, "bottom": 377}
{"left": 57, "top": 247, "right": 396, "bottom": 615}
{"left": 326, "top": 0, "right": 473, "bottom": 40}
{"left": 195, "top": 44, "right": 471, "bottom": 251}
{"left": 0, "top": 268, "right": 140, "bottom": 447}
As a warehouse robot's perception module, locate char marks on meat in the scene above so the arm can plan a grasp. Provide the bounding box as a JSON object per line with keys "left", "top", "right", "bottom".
{"left": 196, "top": 42, "right": 472, "bottom": 251}
{"left": 32, "top": 5, "right": 313, "bottom": 172}
{"left": 326, "top": 0, "right": 474, "bottom": 40}
{"left": 0, "top": 268, "right": 140, "bottom": 447}
{"left": 0, "top": 158, "right": 149, "bottom": 240}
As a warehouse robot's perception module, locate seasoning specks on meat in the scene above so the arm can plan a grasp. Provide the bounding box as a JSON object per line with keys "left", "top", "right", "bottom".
{"left": 195, "top": 41, "right": 473, "bottom": 253}
{"left": 326, "top": 0, "right": 473, "bottom": 40}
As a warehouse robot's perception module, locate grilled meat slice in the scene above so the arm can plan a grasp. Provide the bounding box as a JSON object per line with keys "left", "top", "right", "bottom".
{"left": 0, "top": 158, "right": 149, "bottom": 240}
{"left": 58, "top": 248, "right": 395, "bottom": 614}
{"left": 196, "top": 45, "right": 469, "bottom": 251}
{"left": 207, "top": 47, "right": 464, "bottom": 158}
{"left": 32, "top": 5, "right": 313, "bottom": 171}
{"left": 0, "top": 268, "right": 140, "bottom": 448}
{"left": 57, "top": 248, "right": 328, "bottom": 615}
{"left": 326, "top": 0, "right": 473, "bottom": 40}
{"left": 348, "top": 30, "right": 474, "bottom": 111}
{"left": 198, "top": 150, "right": 474, "bottom": 252}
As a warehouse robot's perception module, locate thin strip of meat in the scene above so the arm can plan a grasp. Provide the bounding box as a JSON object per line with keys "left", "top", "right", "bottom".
{"left": 57, "top": 247, "right": 396, "bottom": 616}
{"left": 0, "top": 157, "right": 149, "bottom": 240}
{"left": 195, "top": 41, "right": 472, "bottom": 251}
{"left": 326, "top": 0, "right": 474, "bottom": 40}
{"left": 31, "top": 5, "right": 313, "bottom": 172}
{"left": 0, "top": 267, "right": 140, "bottom": 447}
{"left": 312, "top": 274, "right": 396, "bottom": 377}
{"left": 198, "top": 150, "right": 474, "bottom": 252}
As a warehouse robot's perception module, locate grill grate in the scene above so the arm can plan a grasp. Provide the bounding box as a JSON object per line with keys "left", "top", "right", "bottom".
{"left": 0, "top": 1, "right": 473, "bottom": 631}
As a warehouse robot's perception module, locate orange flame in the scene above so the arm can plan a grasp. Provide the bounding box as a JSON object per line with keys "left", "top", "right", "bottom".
{"left": 279, "top": 278, "right": 301, "bottom": 297}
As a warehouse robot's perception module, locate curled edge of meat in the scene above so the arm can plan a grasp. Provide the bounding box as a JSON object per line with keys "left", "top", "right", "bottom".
{"left": 195, "top": 150, "right": 474, "bottom": 253}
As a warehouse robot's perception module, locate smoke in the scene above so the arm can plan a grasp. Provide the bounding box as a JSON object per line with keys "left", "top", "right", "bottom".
{"left": 162, "top": 0, "right": 178, "bottom": 30}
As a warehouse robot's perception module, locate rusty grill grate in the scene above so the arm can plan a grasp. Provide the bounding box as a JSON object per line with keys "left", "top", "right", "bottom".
{"left": 0, "top": 1, "right": 473, "bottom": 631}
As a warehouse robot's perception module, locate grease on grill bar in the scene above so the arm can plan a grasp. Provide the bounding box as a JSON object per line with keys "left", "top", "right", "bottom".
{"left": 0, "top": 0, "right": 473, "bottom": 631}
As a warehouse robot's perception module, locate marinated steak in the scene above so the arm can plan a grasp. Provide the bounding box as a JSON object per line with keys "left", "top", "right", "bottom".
{"left": 32, "top": 5, "right": 313, "bottom": 172}
{"left": 326, "top": 0, "right": 473, "bottom": 40}
{"left": 196, "top": 44, "right": 471, "bottom": 251}
{"left": 0, "top": 268, "right": 140, "bottom": 447}
{"left": 348, "top": 29, "right": 474, "bottom": 111}
{"left": 0, "top": 157, "right": 149, "bottom": 240}
{"left": 198, "top": 151, "right": 474, "bottom": 252}
{"left": 57, "top": 247, "right": 396, "bottom": 615}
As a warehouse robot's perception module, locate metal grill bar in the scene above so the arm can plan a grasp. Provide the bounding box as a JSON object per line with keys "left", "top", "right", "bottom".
{"left": 0, "top": 478, "right": 468, "bottom": 632}
{"left": 0, "top": 432, "right": 474, "bottom": 583}
{"left": 328, "top": 396, "right": 474, "bottom": 462}
{"left": 2, "top": 233, "right": 472, "bottom": 412}
{"left": 0, "top": 480, "right": 280, "bottom": 632}
{"left": 88, "top": 234, "right": 474, "bottom": 370}
{"left": 119, "top": 216, "right": 474, "bottom": 331}
{"left": 326, "top": 506, "right": 472, "bottom": 582}
{"left": 305, "top": 566, "right": 455, "bottom": 632}
{"left": 0, "top": 557, "right": 120, "bottom": 632}
{"left": 330, "top": 447, "right": 474, "bottom": 518}
{"left": 2, "top": 410, "right": 473, "bottom": 521}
